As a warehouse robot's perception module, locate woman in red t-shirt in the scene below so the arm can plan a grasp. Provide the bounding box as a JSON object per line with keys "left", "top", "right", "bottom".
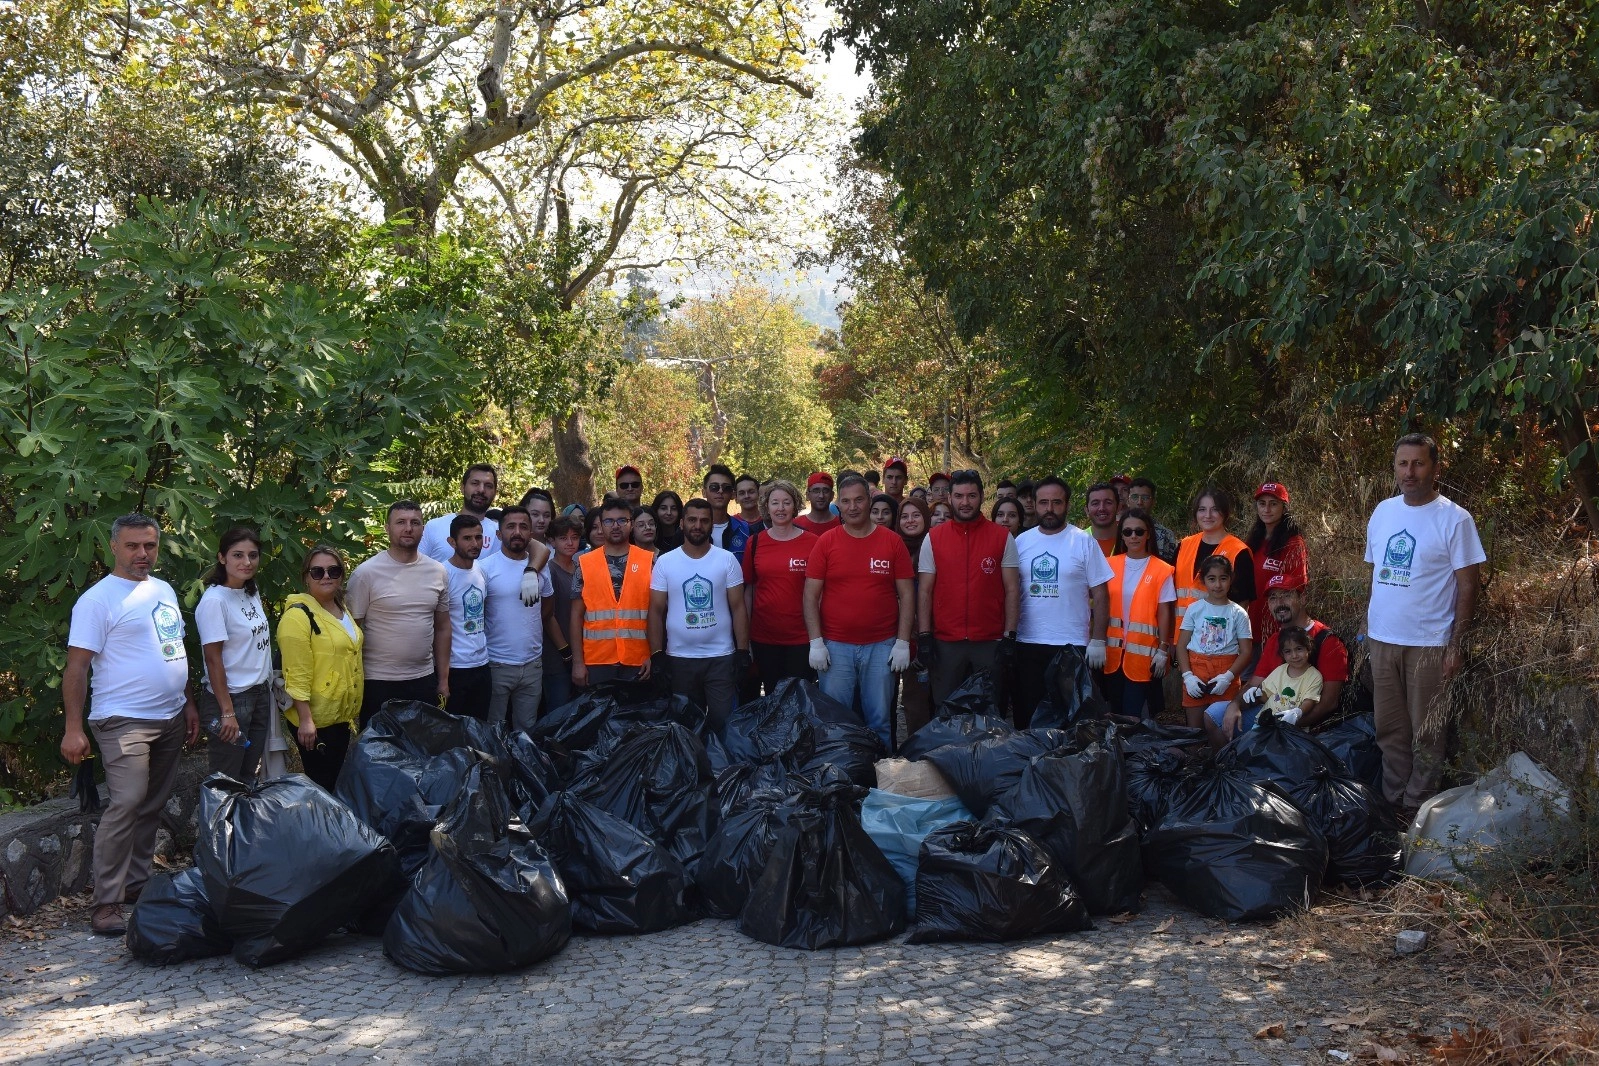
{"left": 742, "top": 479, "right": 819, "bottom": 693}
{"left": 1245, "top": 483, "right": 1308, "bottom": 643}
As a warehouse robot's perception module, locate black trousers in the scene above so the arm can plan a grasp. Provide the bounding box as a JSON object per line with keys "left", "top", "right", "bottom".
{"left": 298, "top": 722, "right": 352, "bottom": 792}
{"left": 753, "top": 641, "right": 815, "bottom": 693}
{"left": 447, "top": 664, "right": 494, "bottom": 721}
{"left": 1013, "top": 641, "right": 1066, "bottom": 729}
{"left": 359, "top": 674, "right": 437, "bottom": 729}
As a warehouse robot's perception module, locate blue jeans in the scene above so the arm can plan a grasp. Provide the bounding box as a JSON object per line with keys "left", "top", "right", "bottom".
{"left": 819, "top": 638, "right": 895, "bottom": 748}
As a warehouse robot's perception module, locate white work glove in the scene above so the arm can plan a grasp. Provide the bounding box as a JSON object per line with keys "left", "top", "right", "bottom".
{"left": 519, "top": 567, "right": 542, "bottom": 606}
{"left": 1085, "top": 639, "right": 1107, "bottom": 670}
{"left": 1278, "top": 707, "right": 1303, "bottom": 726}
{"left": 889, "top": 639, "right": 912, "bottom": 673}
{"left": 1241, "top": 685, "right": 1264, "bottom": 705}
{"left": 1209, "top": 670, "right": 1235, "bottom": 694}
{"left": 1183, "top": 672, "right": 1205, "bottom": 698}
{"left": 808, "top": 638, "right": 830, "bottom": 673}
{"left": 1151, "top": 649, "right": 1169, "bottom": 677}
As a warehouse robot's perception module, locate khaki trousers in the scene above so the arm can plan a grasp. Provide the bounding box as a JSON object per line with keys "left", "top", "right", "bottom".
{"left": 88, "top": 713, "right": 186, "bottom": 906}
{"left": 1367, "top": 638, "right": 1449, "bottom": 807}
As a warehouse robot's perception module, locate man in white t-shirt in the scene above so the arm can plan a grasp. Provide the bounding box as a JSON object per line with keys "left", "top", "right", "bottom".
{"left": 481, "top": 506, "right": 556, "bottom": 733}
{"left": 444, "top": 514, "right": 492, "bottom": 721}
{"left": 1364, "top": 433, "right": 1486, "bottom": 813}
{"left": 1012, "top": 476, "right": 1114, "bottom": 724}
{"left": 648, "top": 498, "right": 750, "bottom": 730}
{"left": 419, "top": 463, "right": 503, "bottom": 563}
{"left": 60, "top": 514, "right": 199, "bottom": 936}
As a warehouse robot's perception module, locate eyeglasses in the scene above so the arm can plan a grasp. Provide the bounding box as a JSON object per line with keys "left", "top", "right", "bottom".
{"left": 617, "top": 481, "right": 641, "bottom": 490}
{"left": 601, "top": 517, "right": 630, "bottom": 527}
{"left": 307, "top": 565, "right": 344, "bottom": 580}
{"left": 706, "top": 482, "right": 732, "bottom": 492}
{"left": 1119, "top": 529, "right": 1148, "bottom": 538}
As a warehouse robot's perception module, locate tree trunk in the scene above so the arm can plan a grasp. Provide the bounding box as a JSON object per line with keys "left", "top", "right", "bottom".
{"left": 552, "top": 410, "right": 596, "bottom": 508}
{"left": 1554, "top": 409, "right": 1599, "bottom": 534}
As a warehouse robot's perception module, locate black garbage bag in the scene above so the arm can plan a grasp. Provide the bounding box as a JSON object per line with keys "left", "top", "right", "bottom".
{"left": 570, "top": 722, "right": 714, "bottom": 871}
{"left": 711, "top": 678, "right": 861, "bottom": 769}
{"left": 126, "top": 868, "right": 232, "bottom": 964}
{"left": 1029, "top": 646, "right": 1113, "bottom": 730}
{"left": 70, "top": 759, "right": 101, "bottom": 813}
{"left": 695, "top": 803, "right": 789, "bottom": 919}
{"left": 1142, "top": 766, "right": 1327, "bottom": 922}
{"left": 1318, "top": 714, "right": 1383, "bottom": 792}
{"left": 528, "top": 792, "right": 693, "bottom": 934}
{"left": 335, "top": 701, "right": 505, "bottom": 876}
{"left": 198, "top": 773, "right": 402, "bottom": 967}
{"left": 899, "top": 712, "right": 1016, "bottom": 762}
{"left": 1288, "top": 766, "right": 1402, "bottom": 888}
{"left": 794, "top": 719, "right": 885, "bottom": 787}
{"left": 1219, "top": 710, "right": 1349, "bottom": 796}
{"left": 503, "top": 731, "right": 561, "bottom": 819}
{"left": 533, "top": 684, "right": 706, "bottom": 781}
{"left": 1124, "top": 746, "right": 1192, "bottom": 834}
{"left": 383, "top": 765, "right": 571, "bottom": 974}
{"left": 909, "top": 822, "right": 1093, "bottom": 943}
{"left": 987, "top": 737, "right": 1142, "bottom": 915}
{"left": 939, "top": 671, "right": 1002, "bottom": 717}
{"left": 920, "top": 729, "right": 1075, "bottom": 817}
{"left": 710, "top": 757, "right": 795, "bottom": 820}
{"left": 740, "top": 776, "right": 906, "bottom": 949}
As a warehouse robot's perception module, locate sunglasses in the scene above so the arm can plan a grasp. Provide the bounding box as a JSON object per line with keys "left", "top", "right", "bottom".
{"left": 706, "top": 482, "right": 733, "bottom": 492}
{"left": 1119, "top": 528, "right": 1149, "bottom": 538}
{"left": 617, "top": 480, "right": 641, "bottom": 490}
{"left": 307, "top": 564, "right": 344, "bottom": 580}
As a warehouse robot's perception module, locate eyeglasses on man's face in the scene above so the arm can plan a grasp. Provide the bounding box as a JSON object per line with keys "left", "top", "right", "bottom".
{"left": 706, "top": 482, "right": 732, "bottom": 493}
{"left": 618, "top": 480, "right": 641, "bottom": 490}
{"left": 601, "top": 517, "right": 630, "bottom": 527}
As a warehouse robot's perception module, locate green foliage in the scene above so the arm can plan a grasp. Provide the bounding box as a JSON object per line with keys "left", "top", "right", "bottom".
{"left": 0, "top": 198, "right": 471, "bottom": 797}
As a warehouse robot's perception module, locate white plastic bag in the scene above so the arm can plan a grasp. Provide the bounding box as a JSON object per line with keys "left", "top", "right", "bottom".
{"left": 1403, "top": 752, "right": 1570, "bottom": 881}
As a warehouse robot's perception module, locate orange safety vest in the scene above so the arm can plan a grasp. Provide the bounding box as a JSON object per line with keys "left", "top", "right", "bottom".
{"left": 1104, "top": 555, "right": 1174, "bottom": 682}
{"left": 579, "top": 546, "right": 653, "bottom": 667}
{"left": 1174, "top": 533, "right": 1248, "bottom": 613}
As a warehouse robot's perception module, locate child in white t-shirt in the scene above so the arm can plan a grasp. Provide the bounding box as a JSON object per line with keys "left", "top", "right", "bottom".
{"left": 1255, "top": 625, "right": 1324, "bottom": 726}
{"left": 1177, "top": 554, "right": 1253, "bottom": 747}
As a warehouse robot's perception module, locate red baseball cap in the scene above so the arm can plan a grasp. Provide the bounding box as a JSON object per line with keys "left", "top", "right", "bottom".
{"left": 1109, "top": 473, "right": 1132, "bottom": 486}
{"left": 806, "top": 471, "right": 834, "bottom": 490}
{"left": 928, "top": 471, "right": 951, "bottom": 484}
{"left": 883, "top": 456, "right": 908, "bottom": 473}
{"left": 1255, "top": 482, "right": 1290, "bottom": 504}
{"left": 615, "top": 464, "right": 641, "bottom": 481}
{"left": 1266, "top": 571, "right": 1306, "bottom": 592}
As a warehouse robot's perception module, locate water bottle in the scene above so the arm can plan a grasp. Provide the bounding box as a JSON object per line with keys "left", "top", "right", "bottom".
{"left": 206, "top": 717, "right": 252, "bottom": 749}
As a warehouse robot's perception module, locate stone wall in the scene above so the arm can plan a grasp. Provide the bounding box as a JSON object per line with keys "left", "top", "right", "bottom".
{"left": 0, "top": 751, "right": 210, "bottom": 918}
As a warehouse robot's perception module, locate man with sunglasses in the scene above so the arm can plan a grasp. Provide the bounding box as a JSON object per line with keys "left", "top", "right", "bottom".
{"left": 1011, "top": 477, "right": 1114, "bottom": 724}
{"left": 570, "top": 497, "right": 654, "bottom": 687}
{"left": 614, "top": 465, "right": 645, "bottom": 508}
{"left": 702, "top": 463, "right": 751, "bottom": 561}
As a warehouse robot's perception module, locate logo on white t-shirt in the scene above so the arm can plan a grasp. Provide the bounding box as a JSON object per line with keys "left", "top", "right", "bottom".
{"left": 868, "top": 558, "right": 890, "bottom": 574}
{"left": 1028, "top": 553, "right": 1059, "bottom": 598}
{"left": 152, "top": 602, "right": 184, "bottom": 661}
{"left": 462, "top": 587, "right": 485, "bottom": 633}
{"left": 1379, "top": 529, "right": 1416, "bottom": 586}
{"left": 682, "top": 574, "right": 716, "bottom": 629}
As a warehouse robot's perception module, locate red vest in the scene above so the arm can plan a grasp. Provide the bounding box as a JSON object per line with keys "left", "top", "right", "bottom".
{"left": 928, "top": 516, "right": 1011, "bottom": 642}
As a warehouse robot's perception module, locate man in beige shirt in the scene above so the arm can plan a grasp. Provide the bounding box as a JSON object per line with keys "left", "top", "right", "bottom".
{"left": 347, "top": 500, "right": 451, "bottom": 727}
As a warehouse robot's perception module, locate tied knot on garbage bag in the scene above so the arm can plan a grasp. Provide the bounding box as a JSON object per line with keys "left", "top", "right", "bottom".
{"left": 708, "top": 679, "right": 885, "bottom": 788}
{"left": 533, "top": 683, "right": 707, "bottom": 782}
{"left": 1028, "top": 645, "right": 1112, "bottom": 730}
{"left": 909, "top": 821, "right": 1093, "bottom": 944}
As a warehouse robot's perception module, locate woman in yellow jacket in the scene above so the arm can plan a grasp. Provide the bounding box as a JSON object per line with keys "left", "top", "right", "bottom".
{"left": 278, "top": 544, "right": 363, "bottom": 790}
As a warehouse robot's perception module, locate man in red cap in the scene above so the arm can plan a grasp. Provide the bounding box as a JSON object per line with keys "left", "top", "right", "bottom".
{"left": 882, "top": 457, "right": 908, "bottom": 502}
{"left": 1232, "top": 570, "right": 1350, "bottom": 730}
{"left": 796, "top": 472, "right": 841, "bottom": 534}
{"left": 927, "top": 471, "right": 952, "bottom": 506}
{"left": 614, "top": 465, "right": 644, "bottom": 508}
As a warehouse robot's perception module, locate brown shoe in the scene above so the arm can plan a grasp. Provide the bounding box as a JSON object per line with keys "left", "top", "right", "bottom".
{"left": 91, "top": 904, "right": 126, "bottom": 936}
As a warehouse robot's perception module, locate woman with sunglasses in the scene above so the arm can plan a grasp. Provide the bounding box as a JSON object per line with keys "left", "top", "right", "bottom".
{"left": 277, "top": 545, "right": 364, "bottom": 790}
{"left": 1100, "top": 509, "right": 1177, "bottom": 718}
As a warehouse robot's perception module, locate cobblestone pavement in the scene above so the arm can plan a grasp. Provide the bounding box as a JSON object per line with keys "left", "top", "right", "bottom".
{"left": 2, "top": 886, "right": 1343, "bottom": 1066}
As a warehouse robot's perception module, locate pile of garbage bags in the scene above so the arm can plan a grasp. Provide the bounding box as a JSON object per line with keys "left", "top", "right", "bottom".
{"left": 129, "top": 676, "right": 1422, "bottom": 972}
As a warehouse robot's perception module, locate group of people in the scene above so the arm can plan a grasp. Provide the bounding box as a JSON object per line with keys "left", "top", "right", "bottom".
{"left": 59, "top": 435, "right": 1484, "bottom": 936}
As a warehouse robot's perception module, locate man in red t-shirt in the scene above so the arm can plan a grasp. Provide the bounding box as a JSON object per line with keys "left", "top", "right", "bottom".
{"left": 803, "top": 473, "right": 914, "bottom": 747}
{"left": 795, "top": 471, "right": 841, "bottom": 535}
{"left": 1239, "top": 572, "right": 1350, "bottom": 730}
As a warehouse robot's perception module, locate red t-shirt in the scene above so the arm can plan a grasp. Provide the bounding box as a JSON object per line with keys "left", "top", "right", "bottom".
{"left": 1252, "top": 618, "right": 1349, "bottom": 684}
{"left": 742, "top": 528, "right": 818, "bottom": 646}
{"left": 1250, "top": 533, "right": 1308, "bottom": 640}
{"left": 807, "top": 524, "right": 912, "bottom": 644}
{"left": 794, "top": 513, "right": 841, "bottom": 535}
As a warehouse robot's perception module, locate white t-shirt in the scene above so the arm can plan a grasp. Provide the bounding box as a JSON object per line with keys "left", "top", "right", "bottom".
{"left": 1180, "top": 598, "right": 1252, "bottom": 657}
{"left": 1365, "top": 494, "right": 1487, "bottom": 647}
{"left": 194, "top": 584, "right": 273, "bottom": 692}
{"left": 1118, "top": 556, "right": 1177, "bottom": 633}
{"left": 444, "top": 562, "right": 490, "bottom": 669}
{"left": 480, "top": 552, "right": 552, "bottom": 666}
{"left": 1013, "top": 525, "right": 1114, "bottom": 646}
{"left": 68, "top": 576, "right": 189, "bottom": 721}
{"left": 649, "top": 545, "right": 744, "bottom": 659}
{"left": 419, "top": 513, "right": 501, "bottom": 564}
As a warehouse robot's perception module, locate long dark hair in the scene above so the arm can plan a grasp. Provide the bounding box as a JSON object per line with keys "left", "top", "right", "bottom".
{"left": 1247, "top": 507, "right": 1303, "bottom": 556}
{"left": 1115, "top": 507, "right": 1155, "bottom": 557}
{"left": 870, "top": 492, "right": 900, "bottom": 529}
{"left": 651, "top": 490, "right": 684, "bottom": 529}
{"left": 205, "top": 527, "right": 262, "bottom": 596}
{"left": 898, "top": 497, "right": 930, "bottom": 560}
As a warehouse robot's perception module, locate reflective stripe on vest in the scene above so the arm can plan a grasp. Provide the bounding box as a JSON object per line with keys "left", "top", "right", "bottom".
{"left": 1174, "top": 534, "right": 1247, "bottom": 613}
{"left": 1104, "top": 555, "right": 1175, "bottom": 683}
{"left": 579, "top": 546, "right": 653, "bottom": 667}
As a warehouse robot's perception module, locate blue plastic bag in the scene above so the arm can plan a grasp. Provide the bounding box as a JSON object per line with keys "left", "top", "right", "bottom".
{"left": 859, "top": 789, "right": 971, "bottom": 916}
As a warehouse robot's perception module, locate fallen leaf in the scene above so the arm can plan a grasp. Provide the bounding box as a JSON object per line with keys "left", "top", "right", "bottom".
{"left": 1255, "top": 1023, "right": 1286, "bottom": 1040}
{"left": 1152, "top": 916, "right": 1175, "bottom": 934}
{"left": 1107, "top": 912, "right": 1134, "bottom": 924}
{"left": 1368, "top": 1042, "right": 1407, "bottom": 1062}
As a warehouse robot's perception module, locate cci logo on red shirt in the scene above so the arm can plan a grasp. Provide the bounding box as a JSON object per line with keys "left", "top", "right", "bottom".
{"left": 868, "top": 558, "right": 891, "bottom": 574}
{"left": 788, "top": 557, "right": 807, "bottom": 573}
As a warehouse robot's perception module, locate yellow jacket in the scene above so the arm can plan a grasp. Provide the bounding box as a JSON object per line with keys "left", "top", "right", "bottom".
{"left": 277, "top": 593, "right": 364, "bottom": 729}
